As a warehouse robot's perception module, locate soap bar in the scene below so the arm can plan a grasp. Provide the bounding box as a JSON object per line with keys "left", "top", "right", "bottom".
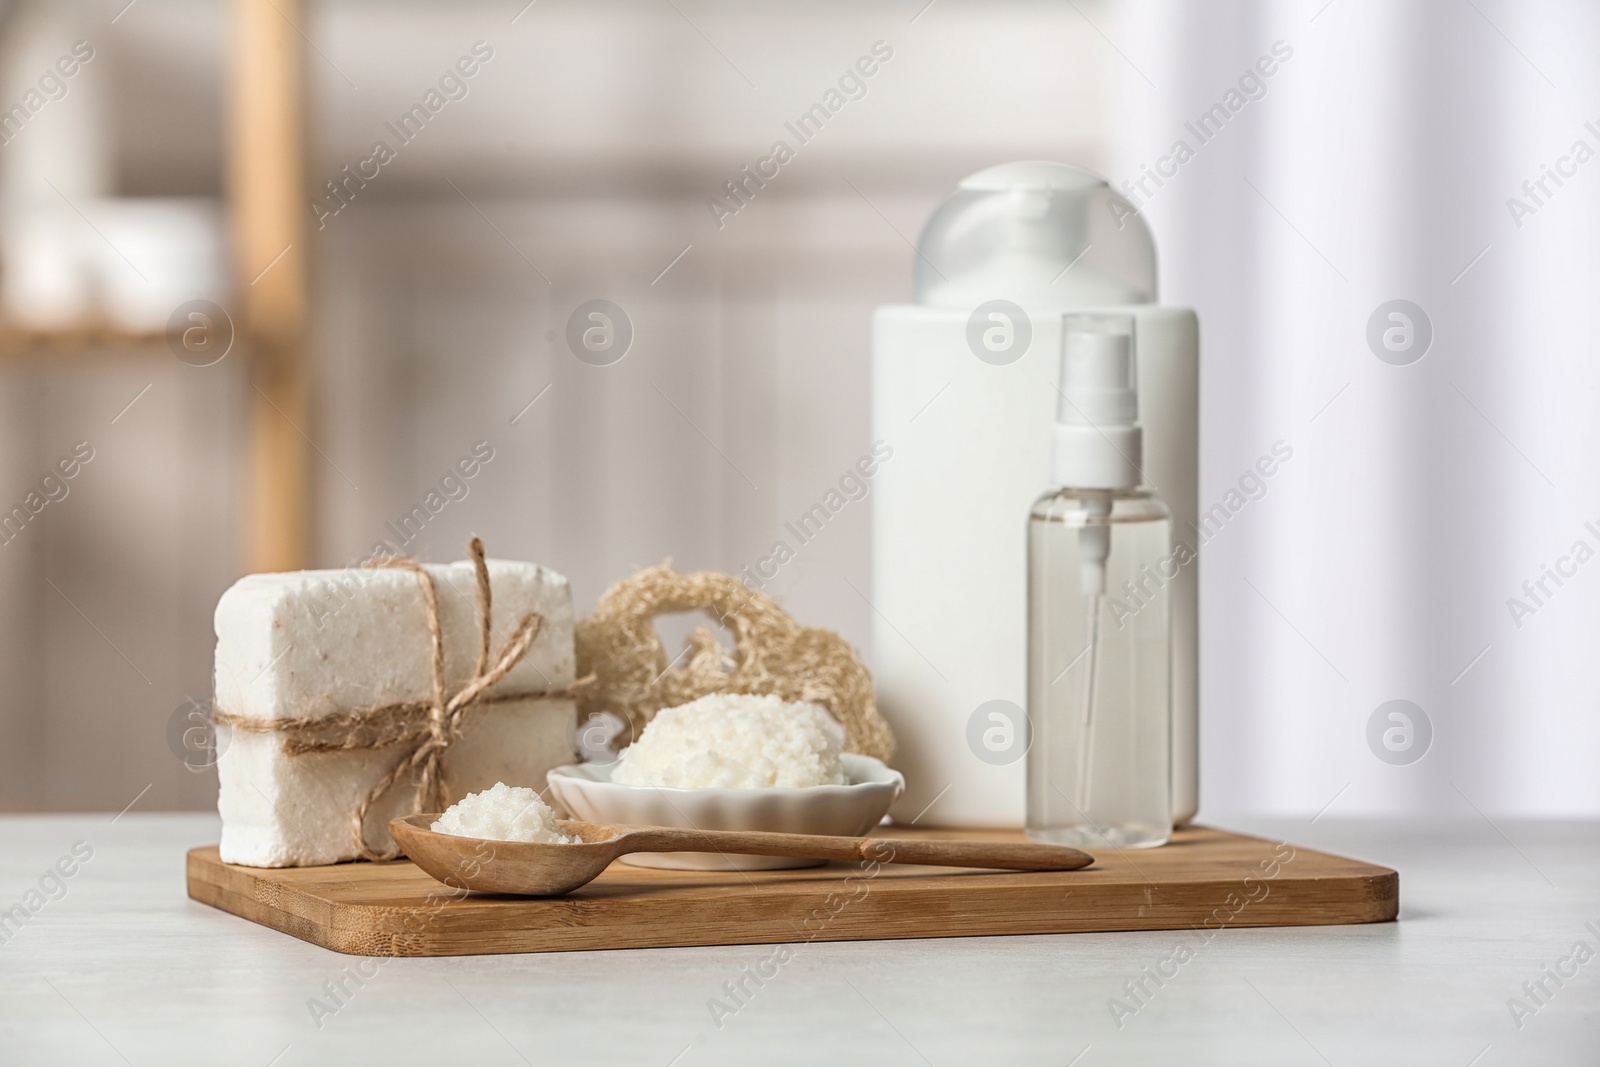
{"left": 214, "top": 557, "right": 576, "bottom": 867}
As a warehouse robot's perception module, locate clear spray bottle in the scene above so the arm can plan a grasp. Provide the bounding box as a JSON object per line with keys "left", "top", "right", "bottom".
{"left": 1026, "top": 314, "right": 1172, "bottom": 848}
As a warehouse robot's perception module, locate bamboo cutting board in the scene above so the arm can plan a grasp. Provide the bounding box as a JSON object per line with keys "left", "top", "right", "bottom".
{"left": 186, "top": 825, "right": 1397, "bottom": 957}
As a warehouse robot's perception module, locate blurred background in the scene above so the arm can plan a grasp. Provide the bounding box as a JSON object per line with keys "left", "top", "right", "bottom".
{"left": 0, "top": 0, "right": 1594, "bottom": 820}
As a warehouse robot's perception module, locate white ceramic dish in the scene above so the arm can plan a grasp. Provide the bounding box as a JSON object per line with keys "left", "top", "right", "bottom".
{"left": 546, "top": 754, "right": 906, "bottom": 870}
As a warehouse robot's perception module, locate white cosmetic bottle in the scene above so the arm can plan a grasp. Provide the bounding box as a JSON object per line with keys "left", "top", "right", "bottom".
{"left": 870, "top": 162, "right": 1198, "bottom": 827}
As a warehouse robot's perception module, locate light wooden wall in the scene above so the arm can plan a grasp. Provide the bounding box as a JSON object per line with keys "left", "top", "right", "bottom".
{"left": 0, "top": 0, "right": 1109, "bottom": 811}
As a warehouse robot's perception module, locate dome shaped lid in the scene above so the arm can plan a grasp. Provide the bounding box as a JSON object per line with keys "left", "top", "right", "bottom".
{"left": 914, "top": 162, "right": 1157, "bottom": 308}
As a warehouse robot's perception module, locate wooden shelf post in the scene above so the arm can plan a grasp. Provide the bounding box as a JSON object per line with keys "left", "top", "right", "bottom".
{"left": 230, "top": 0, "right": 311, "bottom": 573}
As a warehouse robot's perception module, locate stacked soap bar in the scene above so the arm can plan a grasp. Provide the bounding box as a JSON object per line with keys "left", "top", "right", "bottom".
{"left": 214, "top": 557, "right": 576, "bottom": 868}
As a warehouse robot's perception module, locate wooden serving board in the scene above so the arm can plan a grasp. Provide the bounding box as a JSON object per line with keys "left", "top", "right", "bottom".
{"left": 186, "top": 825, "right": 1397, "bottom": 957}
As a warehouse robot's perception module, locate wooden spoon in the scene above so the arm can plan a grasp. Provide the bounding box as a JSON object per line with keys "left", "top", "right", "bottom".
{"left": 389, "top": 814, "right": 1093, "bottom": 896}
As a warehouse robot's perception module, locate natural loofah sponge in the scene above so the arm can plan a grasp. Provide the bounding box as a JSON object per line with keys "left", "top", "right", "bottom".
{"left": 574, "top": 565, "right": 894, "bottom": 762}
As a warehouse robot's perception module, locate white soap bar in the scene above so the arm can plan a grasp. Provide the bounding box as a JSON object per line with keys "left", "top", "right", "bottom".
{"left": 214, "top": 557, "right": 577, "bottom": 867}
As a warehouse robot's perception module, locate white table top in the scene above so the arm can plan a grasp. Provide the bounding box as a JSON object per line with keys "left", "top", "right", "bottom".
{"left": 1, "top": 813, "right": 1595, "bottom": 1065}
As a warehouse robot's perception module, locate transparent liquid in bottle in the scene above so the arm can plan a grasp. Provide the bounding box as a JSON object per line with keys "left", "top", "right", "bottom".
{"left": 1027, "top": 487, "right": 1172, "bottom": 848}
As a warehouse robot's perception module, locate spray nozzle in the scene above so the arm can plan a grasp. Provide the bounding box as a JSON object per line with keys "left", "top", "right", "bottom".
{"left": 1052, "top": 314, "right": 1142, "bottom": 596}
{"left": 1051, "top": 313, "right": 1143, "bottom": 494}
{"left": 1059, "top": 328, "right": 1137, "bottom": 425}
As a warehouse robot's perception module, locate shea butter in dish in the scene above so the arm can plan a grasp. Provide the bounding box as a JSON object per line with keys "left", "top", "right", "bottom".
{"left": 611, "top": 693, "right": 846, "bottom": 789}
{"left": 550, "top": 695, "right": 903, "bottom": 871}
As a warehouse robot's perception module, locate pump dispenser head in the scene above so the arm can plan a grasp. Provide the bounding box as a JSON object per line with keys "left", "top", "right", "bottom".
{"left": 913, "top": 162, "right": 1157, "bottom": 309}
{"left": 1052, "top": 313, "right": 1143, "bottom": 491}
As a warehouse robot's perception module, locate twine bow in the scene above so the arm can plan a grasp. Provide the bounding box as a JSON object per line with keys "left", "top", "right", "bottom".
{"left": 350, "top": 537, "right": 544, "bottom": 859}
{"left": 215, "top": 538, "right": 562, "bottom": 861}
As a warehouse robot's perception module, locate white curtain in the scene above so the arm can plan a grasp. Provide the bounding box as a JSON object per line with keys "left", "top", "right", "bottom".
{"left": 1114, "top": 0, "right": 1600, "bottom": 816}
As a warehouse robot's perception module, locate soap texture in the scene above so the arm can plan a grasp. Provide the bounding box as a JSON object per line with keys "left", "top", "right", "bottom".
{"left": 214, "top": 557, "right": 576, "bottom": 867}
{"left": 611, "top": 693, "right": 846, "bottom": 789}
